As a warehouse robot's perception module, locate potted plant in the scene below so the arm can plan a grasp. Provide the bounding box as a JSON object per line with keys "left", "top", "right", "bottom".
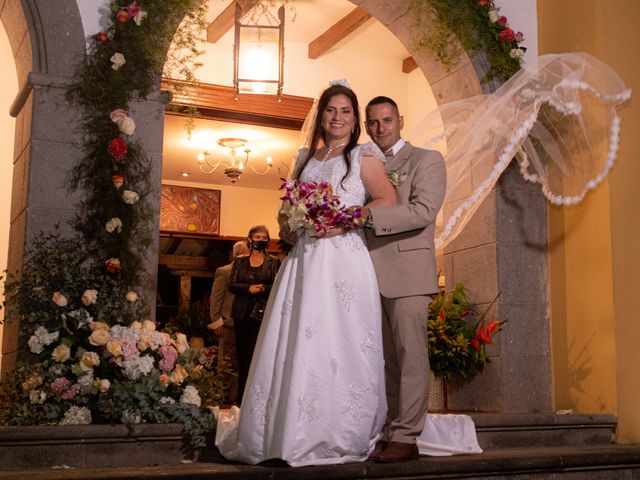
{"left": 427, "top": 282, "right": 506, "bottom": 410}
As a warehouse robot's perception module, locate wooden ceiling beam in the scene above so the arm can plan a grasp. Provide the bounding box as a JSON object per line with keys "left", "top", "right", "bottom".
{"left": 206, "top": 0, "right": 249, "bottom": 44}
{"left": 402, "top": 56, "right": 418, "bottom": 74}
{"left": 162, "top": 78, "right": 314, "bottom": 130}
{"left": 308, "top": 7, "right": 371, "bottom": 59}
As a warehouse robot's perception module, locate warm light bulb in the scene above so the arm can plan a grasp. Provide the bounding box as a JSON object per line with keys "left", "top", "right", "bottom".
{"left": 266, "top": 156, "right": 273, "bottom": 165}
{"left": 181, "top": 172, "right": 190, "bottom": 177}
{"left": 251, "top": 82, "right": 266, "bottom": 93}
{"left": 197, "top": 152, "right": 205, "bottom": 163}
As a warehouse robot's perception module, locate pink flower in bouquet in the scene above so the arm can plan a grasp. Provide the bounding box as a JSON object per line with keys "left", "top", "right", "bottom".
{"left": 279, "top": 179, "right": 364, "bottom": 236}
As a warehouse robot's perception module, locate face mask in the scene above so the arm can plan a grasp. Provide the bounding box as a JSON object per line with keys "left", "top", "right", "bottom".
{"left": 251, "top": 240, "right": 268, "bottom": 251}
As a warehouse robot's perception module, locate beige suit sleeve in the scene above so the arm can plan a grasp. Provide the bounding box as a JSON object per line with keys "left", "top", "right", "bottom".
{"left": 209, "top": 266, "right": 228, "bottom": 321}
{"left": 371, "top": 150, "right": 446, "bottom": 236}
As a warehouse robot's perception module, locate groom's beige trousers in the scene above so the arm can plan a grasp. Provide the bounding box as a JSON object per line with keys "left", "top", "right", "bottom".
{"left": 380, "top": 294, "right": 431, "bottom": 444}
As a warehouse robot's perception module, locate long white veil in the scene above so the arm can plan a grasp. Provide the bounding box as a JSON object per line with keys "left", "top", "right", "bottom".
{"left": 406, "top": 52, "right": 630, "bottom": 251}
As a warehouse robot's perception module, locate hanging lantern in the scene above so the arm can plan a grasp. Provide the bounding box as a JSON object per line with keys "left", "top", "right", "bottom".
{"left": 233, "top": 4, "right": 285, "bottom": 98}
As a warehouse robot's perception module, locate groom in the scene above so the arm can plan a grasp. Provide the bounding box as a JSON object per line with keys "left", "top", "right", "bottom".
{"left": 363, "top": 96, "right": 446, "bottom": 462}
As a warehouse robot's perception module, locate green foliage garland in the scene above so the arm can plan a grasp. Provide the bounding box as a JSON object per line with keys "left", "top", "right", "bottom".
{"left": 66, "top": 0, "right": 207, "bottom": 289}
{"left": 410, "top": 0, "right": 526, "bottom": 83}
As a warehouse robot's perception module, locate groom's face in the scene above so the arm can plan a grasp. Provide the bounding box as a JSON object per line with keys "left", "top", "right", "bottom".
{"left": 365, "top": 103, "right": 404, "bottom": 153}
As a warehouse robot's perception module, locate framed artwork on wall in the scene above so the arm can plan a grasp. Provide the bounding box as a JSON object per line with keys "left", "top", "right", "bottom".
{"left": 159, "top": 184, "right": 221, "bottom": 236}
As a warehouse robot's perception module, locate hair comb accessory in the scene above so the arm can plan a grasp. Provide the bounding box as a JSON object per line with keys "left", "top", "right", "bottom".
{"left": 329, "top": 79, "right": 350, "bottom": 88}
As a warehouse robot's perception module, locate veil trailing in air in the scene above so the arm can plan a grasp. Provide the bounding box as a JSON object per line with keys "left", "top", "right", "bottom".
{"left": 296, "top": 53, "right": 630, "bottom": 250}
{"left": 406, "top": 52, "right": 630, "bottom": 251}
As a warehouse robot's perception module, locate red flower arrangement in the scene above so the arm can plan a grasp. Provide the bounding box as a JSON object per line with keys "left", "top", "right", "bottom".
{"left": 427, "top": 282, "right": 507, "bottom": 380}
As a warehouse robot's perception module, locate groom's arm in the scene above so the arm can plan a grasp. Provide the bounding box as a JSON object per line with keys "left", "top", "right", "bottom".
{"left": 370, "top": 150, "right": 446, "bottom": 236}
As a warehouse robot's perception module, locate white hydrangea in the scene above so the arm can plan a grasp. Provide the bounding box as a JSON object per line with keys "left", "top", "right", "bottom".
{"left": 77, "top": 371, "right": 95, "bottom": 394}
{"left": 27, "top": 326, "right": 60, "bottom": 354}
{"left": 122, "top": 355, "right": 155, "bottom": 380}
{"left": 180, "top": 385, "right": 202, "bottom": 407}
{"left": 29, "top": 390, "right": 47, "bottom": 404}
{"left": 110, "top": 325, "right": 141, "bottom": 344}
{"left": 121, "top": 408, "right": 142, "bottom": 424}
{"left": 59, "top": 406, "right": 92, "bottom": 425}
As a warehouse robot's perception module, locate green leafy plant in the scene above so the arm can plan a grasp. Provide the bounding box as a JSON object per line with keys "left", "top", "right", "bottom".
{"left": 169, "top": 299, "right": 212, "bottom": 340}
{"left": 427, "top": 282, "right": 506, "bottom": 380}
{"left": 410, "top": 0, "right": 526, "bottom": 83}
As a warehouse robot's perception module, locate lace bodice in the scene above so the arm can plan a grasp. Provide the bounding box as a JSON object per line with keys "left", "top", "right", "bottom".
{"left": 297, "top": 142, "right": 384, "bottom": 208}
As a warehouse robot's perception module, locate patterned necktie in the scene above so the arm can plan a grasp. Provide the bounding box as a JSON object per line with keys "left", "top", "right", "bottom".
{"left": 384, "top": 149, "right": 394, "bottom": 158}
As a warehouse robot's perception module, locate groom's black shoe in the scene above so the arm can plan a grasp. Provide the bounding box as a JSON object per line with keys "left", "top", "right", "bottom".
{"left": 375, "top": 441, "right": 418, "bottom": 463}
{"left": 367, "top": 441, "right": 388, "bottom": 461}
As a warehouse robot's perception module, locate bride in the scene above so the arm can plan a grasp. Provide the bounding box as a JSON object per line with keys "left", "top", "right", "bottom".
{"left": 215, "top": 82, "right": 397, "bottom": 466}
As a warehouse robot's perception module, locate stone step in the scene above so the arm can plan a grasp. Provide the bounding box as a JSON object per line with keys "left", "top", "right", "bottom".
{"left": 0, "top": 414, "right": 617, "bottom": 471}
{"left": 469, "top": 412, "right": 617, "bottom": 449}
{"left": 1, "top": 444, "right": 639, "bottom": 479}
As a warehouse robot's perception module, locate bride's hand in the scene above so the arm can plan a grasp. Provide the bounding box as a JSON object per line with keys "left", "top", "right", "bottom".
{"left": 279, "top": 224, "right": 298, "bottom": 245}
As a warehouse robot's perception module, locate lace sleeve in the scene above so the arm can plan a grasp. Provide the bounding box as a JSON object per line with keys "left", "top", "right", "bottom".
{"left": 290, "top": 147, "right": 310, "bottom": 179}
{"left": 359, "top": 142, "right": 386, "bottom": 163}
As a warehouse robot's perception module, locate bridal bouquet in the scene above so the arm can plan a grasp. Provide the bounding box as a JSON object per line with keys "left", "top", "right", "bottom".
{"left": 279, "top": 179, "right": 364, "bottom": 236}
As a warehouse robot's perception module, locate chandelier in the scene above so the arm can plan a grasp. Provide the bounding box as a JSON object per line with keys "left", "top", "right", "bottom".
{"left": 197, "top": 137, "right": 273, "bottom": 183}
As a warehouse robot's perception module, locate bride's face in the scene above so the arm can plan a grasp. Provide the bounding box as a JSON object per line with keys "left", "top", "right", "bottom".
{"left": 321, "top": 94, "right": 355, "bottom": 144}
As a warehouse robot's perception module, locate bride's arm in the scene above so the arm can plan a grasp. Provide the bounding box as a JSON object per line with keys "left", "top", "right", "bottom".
{"left": 361, "top": 152, "right": 397, "bottom": 211}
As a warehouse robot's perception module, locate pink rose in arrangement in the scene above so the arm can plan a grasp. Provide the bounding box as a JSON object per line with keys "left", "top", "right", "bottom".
{"left": 498, "top": 16, "right": 508, "bottom": 26}
{"left": 478, "top": 0, "right": 491, "bottom": 5}
{"left": 108, "top": 138, "right": 127, "bottom": 160}
{"left": 127, "top": 2, "right": 141, "bottom": 17}
{"left": 110, "top": 109, "right": 128, "bottom": 123}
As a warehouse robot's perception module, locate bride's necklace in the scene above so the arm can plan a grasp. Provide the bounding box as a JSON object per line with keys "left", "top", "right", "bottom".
{"left": 321, "top": 141, "right": 347, "bottom": 162}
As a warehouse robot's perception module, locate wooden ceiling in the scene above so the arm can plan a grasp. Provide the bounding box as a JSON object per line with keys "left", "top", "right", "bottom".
{"left": 205, "top": 2, "right": 418, "bottom": 73}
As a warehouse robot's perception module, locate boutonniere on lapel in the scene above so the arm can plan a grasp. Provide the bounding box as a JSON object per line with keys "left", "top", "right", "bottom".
{"left": 387, "top": 169, "right": 408, "bottom": 188}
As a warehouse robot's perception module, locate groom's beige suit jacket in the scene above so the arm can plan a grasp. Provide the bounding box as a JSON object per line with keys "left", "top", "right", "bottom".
{"left": 366, "top": 142, "right": 446, "bottom": 298}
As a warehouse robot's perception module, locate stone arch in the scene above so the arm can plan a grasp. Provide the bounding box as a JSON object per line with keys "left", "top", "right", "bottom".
{"left": 0, "top": 0, "right": 551, "bottom": 414}
{"left": 1, "top": 0, "right": 87, "bottom": 372}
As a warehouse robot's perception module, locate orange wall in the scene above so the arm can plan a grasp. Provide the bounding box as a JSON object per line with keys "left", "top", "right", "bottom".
{"left": 538, "top": 0, "right": 640, "bottom": 442}
{"left": 0, "top": 23, "right": 19, "bottom": 370}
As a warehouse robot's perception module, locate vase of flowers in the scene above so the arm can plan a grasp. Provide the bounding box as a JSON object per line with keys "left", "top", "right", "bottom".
{"left": 427, "top": 282, "right": 506, "bottom": 410}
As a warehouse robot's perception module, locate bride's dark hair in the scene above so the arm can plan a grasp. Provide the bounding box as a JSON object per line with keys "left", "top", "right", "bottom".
{"left": 294, "top": 84, "right": 361, "bottom": 183}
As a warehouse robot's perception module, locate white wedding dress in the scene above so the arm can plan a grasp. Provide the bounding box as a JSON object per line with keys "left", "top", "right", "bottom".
{"left": 215, "top": 144, "right": 387, "bottom": 466}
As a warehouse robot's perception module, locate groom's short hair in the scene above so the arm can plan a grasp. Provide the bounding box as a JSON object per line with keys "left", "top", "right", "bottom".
{"left": 366, "top": 96, "right": 400, "bottom": 116}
